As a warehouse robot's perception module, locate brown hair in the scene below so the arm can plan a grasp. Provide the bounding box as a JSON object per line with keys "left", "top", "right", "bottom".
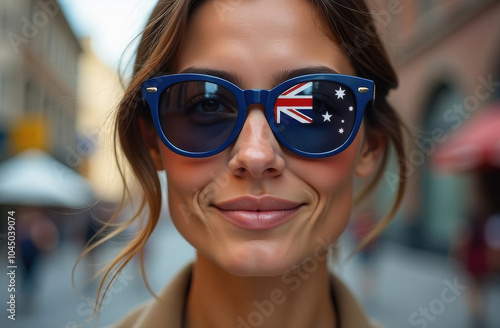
{"left": 76, "top": 0, "right": 407, "bottom": 320}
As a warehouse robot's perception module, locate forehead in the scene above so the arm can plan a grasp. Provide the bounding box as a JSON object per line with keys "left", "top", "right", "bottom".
{"left": 173, "top": 0, "right": 354, "bottom": 87}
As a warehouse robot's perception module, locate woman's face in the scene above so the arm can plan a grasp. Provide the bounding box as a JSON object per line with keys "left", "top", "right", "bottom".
{"left": 153, "top": 0, "right": 379, "bottom": 276}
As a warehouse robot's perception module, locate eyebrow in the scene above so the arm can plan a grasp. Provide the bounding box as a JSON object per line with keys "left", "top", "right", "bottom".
{"left": 273, "top": 66, "right": 340, "bottom": 84}
{"left": 178, "top": 65, "right": 340, "bottom": 88}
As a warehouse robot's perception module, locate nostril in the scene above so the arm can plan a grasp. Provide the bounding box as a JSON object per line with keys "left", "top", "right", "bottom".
{"left": 233, "top": 167, "right": 246, "bottom": 177}
{"left": 229, "top": 146, "right": 286, "bottom": 179}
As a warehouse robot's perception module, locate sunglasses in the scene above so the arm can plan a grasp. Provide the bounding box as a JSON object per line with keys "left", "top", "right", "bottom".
{"left": 142, "top": 73, "right": 374, "bottom": 158}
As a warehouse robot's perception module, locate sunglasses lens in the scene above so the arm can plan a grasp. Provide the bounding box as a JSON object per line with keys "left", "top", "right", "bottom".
{"left": 159, "top": 81, "right": 239, "bottom": 153}
{"left": 274, "top": 81, "right": 357, "bottom": 154}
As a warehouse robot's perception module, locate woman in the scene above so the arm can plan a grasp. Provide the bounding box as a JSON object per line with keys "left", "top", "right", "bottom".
{"left": 83, "top": 0, "right": 407, "bottom": 327}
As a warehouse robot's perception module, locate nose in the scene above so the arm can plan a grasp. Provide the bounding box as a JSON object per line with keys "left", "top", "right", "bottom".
{"left": 228, "top": 106, "right": 286, "bottom": 179}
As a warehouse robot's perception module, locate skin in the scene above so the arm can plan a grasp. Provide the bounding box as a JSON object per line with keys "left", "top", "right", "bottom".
{"left": 143, "top": 0, "right": 384, "bottom": 327}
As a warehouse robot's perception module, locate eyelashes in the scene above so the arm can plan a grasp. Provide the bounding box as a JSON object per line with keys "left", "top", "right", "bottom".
{"left": 183, "top": 94, "right": 238, "bottom": 124}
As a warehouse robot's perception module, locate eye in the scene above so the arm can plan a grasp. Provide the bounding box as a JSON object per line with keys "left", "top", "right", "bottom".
{"left": 200, "top": 99, "right": 222, "bottom": 112}
{"left": 184, "top": 94, "right": 238, "bottom": 124}
{"left": 186, "top": 94, "right": 234, "bottom": 114}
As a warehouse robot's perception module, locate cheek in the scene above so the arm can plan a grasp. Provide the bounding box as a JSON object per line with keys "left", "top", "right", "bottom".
{"left": 291, "top": 139, "right": 360, "bottom": 194}
{"left": 162, "top": 149, "right": 222, "bottom": 224}
{"left": 292, "top": 137, "right": 361, "bottom": 239}
{"left": 162, "top": 150, "right": 223, "bottom": 195}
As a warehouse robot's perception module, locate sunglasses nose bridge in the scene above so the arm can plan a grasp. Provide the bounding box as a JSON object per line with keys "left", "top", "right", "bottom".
{"left": 243, "top": 89, "right": 270, "bottom": 108}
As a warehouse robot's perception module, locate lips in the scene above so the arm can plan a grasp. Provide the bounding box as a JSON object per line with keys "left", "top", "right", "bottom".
{"left": 214, "top": 196, "right": 304, "bottom": 230}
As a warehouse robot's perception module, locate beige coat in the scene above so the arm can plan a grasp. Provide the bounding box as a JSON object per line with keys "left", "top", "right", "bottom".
{"left": 110, "top": 264, "right": 384, "bottom": 328}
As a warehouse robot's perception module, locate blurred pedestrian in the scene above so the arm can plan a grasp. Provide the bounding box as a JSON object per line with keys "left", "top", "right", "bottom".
{"left": 452, "top": 169, "right": 500, "bottom": 328}
{"left": 18, "top": 208, "right": 59, "bottom": 311}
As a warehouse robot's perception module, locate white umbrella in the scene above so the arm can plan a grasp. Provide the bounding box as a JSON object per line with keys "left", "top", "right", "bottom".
{"left": 0, "top": 149, "right": 95, "bottom": 208}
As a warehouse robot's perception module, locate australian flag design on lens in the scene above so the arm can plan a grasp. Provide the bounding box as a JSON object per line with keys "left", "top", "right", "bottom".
{"left": 274, "top": 82, "right": 354, "bottom": 137}
{"left": 275, "top": 82, "right": 314, "bottom": 124}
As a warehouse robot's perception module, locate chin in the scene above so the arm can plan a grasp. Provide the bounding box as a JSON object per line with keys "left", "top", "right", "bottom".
{"left": 221, "top": 261, "right": 292, "bottom": 278}
{"left": 214, "top": 241, "right": 303, "bottom": 277}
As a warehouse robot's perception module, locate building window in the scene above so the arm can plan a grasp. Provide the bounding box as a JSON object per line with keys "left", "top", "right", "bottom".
{"left": 24, "top": 79, "right": 44, "bottom": 113}
{"left": 418, "top": 0, "right": 434, "bottom": 15}
{"left": 24, "top": 80, "right": 34, "bottom": 112}
{"left": 0, "top": 74, "right": 6, "bottom": 115}
{"left": 420, "top": 83, "right": 469, "bottom": 251}
{"left": 43, "top": 93, "right": 52, "bottom": 117}
{"left": 495, "top": 66, "right": 500, "bottom": 101}
{"left": 0, "top": 4, "right": 8, "bottom": 29}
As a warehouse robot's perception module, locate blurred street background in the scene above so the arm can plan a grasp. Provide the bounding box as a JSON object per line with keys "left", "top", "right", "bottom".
{"left": 0, "top": 0, "right": 500, "bottom": 327}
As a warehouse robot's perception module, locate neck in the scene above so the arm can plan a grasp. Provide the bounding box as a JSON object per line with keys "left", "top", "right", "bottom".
{"left": 184, "top": 253, "right": 337, "bottom": 328}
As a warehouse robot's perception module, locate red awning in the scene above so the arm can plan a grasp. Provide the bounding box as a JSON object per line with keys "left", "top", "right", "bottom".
{"left": 432, "top": 104, "right": 500, "bottom": 173}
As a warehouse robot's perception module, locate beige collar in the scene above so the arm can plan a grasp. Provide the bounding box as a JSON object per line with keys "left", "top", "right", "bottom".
{"left": 113, "top": 264, "right": 381, "bottom": 328}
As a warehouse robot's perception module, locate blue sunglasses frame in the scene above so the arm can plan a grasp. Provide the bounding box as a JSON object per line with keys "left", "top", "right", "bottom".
{"left": 142, "top": 73, "right": 374, "bottom": 158}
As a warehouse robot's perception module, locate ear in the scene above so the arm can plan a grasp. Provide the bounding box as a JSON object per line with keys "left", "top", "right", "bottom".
{"left": 355, "top": 127, "right": 386, "bottom": 178}
{"left": 138, "top": 118, "right": 164, "bottom": 170}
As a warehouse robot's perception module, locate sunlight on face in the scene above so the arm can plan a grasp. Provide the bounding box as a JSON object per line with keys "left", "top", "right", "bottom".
{"left": 160, "top": 0, "right": 367, "bottom": 276}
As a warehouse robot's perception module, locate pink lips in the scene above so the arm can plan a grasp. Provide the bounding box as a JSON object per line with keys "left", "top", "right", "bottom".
{"left": 214, "top": 196, "right": 303, "bottom": 230}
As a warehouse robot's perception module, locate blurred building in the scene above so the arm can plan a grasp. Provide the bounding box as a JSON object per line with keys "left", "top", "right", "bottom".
{"left": 0, "top": 0, "right": 81, "bottom": 163}
{"left": 373, "top": 0, "right": 500, "bottom": 252}
{"left": 77, "top": 37, "right": 124, "bottom": 202}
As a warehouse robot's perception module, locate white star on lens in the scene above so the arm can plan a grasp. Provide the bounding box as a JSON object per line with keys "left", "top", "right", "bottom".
{"left": 322, "top": 111, "right": 332, "bottom": 122}
{"left": 341, "top": 119, "right": 345, "bottom": 124}
{"left": 348, "top": 106, "right": 354, "bottom": 112}
{"left": 339, "top": 128, "right": 344, "bottom": 134}
{"left": 335, "top": 87, "right": 346, "bottom": 99}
